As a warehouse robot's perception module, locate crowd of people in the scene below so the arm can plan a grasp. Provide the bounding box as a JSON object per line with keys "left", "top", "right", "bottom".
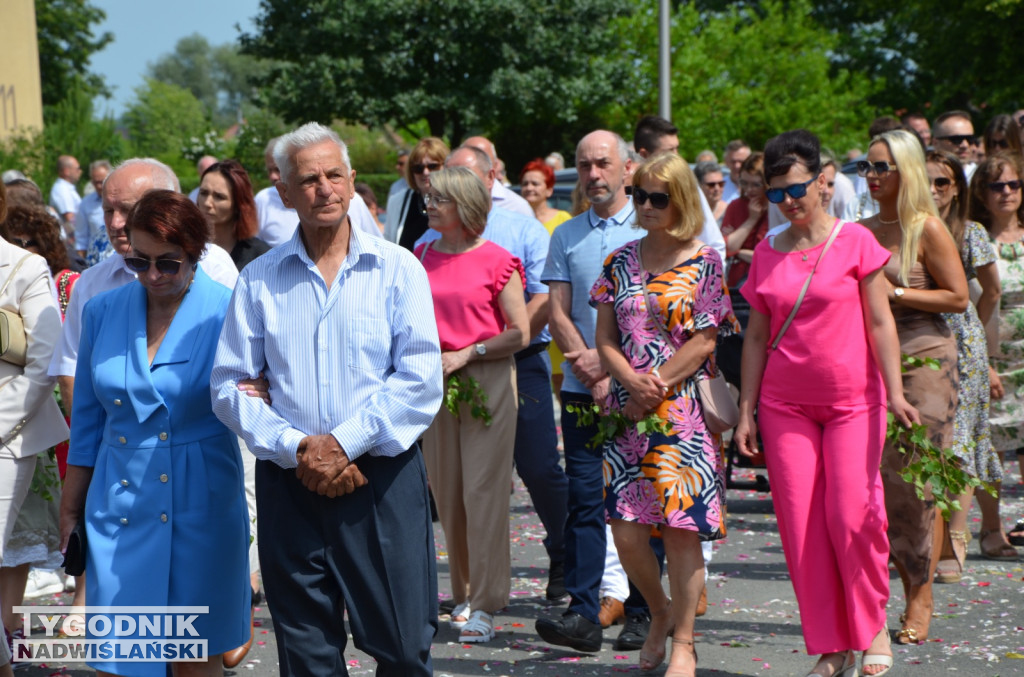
{"left": 0, "top": 106, "right": 1022, "bottom": 677}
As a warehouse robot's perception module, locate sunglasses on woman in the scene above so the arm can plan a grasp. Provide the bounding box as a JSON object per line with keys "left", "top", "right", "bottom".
{"left": 124, "top": 256, "right": 186, "bottom": 275}
{"left": 929, "top": 177, "right": 952, "bottom": 189}
{"left": 989, "top": 180, "right": 1022, "bottom": 193}
{"left": 633, "top": 188, "right": 670, "bottom": 209}
{"left": 856, "top": 161, "right": 898, "bottom": 177}
{"left": 765, "top": 174, "right": 819, "bottom": 204}
{"left": 411, "top": 162, "right": 442, "bottom": 175}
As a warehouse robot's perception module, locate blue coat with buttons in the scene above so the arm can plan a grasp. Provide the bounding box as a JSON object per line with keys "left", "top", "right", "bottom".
{"left": 68, "top": 268, "right": 249, "bottom": 675}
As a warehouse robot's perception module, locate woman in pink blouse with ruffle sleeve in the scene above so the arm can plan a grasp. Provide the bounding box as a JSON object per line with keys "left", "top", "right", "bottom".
{"left": 415, "top": 167, "right": 529, "bottom": 644}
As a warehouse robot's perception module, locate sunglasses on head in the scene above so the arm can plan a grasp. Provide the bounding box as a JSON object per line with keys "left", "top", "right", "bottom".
{"left": 124, "top": 256, "right": 187, "bottom": 275}
{"left": 411, "top": 162, "right": 442, "bottom": 175}
{"left": 765, "top": 174, "right": 819, "bottom": 204}
{"left": 936, "top": 134, "right": 977, "bottom": 146}
{"left": 929, "top": 177, "right": 952, "bottom": 189}
{"left": 633, "top": 187, "right": 671, "bottom": 209}
{"left": 856, "top": 161, "right": 898, "bottom": 177}
{"left": 988, "top": 180, "right": 1022, "bottom": 193}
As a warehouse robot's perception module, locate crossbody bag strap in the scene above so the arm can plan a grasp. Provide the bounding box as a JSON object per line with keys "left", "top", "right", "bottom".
{"left": 0, "top": 254, "right": 34, "bottom": 300}
{"left": 637, "top": 242, "right": 676, "bottom": 353}
{"left": 769, "top": 219, "right": 844, "bottom": 351}
{"left": 418, "top": 240, "right": 430, "bottom": 263}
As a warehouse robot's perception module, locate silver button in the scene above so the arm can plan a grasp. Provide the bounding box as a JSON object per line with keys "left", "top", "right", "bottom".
{"left": 120, "top": 479, "right": 129, "bottom": 487}
{"left": 120, "top": 517, "right": 128, "bottom": 525}
{"left": 160, "top": 513, "right": 168, "bottom": 523}
{"left": 159, "top": 474, "right": 168, "bottom": 483}
{"left": 118, "top": 436, "right": 126, "bottom": 444}
{"left": 159, "top": 432, "right": 168, "bottom": 441}
{"left": 114, "top": 399, "right": 122, "bottom": 406}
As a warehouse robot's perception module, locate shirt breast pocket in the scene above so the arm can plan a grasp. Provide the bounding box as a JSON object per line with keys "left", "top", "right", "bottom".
{"left": 346, "top": 320, "right": 392, "bottom": 371}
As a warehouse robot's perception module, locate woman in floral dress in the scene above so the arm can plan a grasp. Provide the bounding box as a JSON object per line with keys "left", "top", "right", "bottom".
{"left": 592, "top": 153, "right": 738, "bottom": 677}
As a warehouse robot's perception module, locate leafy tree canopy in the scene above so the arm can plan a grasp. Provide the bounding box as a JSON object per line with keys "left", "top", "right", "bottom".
{"left": 122, "top": 79, "right": 208, "bottom": 160}
{"left": 240, "top": 0, "right": 634, "bottom": 146}
{"left": 35, "top": 0, "right": 113, "bottom": 111}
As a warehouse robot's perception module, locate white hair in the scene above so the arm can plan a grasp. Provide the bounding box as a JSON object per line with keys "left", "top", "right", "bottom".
{"left": 111, "top": 158, "right": 181, "bottom": 192}
{"left": 273, "top": 122, "right": 351, "bottom": 183}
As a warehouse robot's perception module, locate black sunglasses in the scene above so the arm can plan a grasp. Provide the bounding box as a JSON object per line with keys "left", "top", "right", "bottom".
{"left": 929, "top": 177, "right": 952, "bottom": 189}
{"left": 989, "top": 139, "right": 1010, "bottom": 150}
{"left": 988, "top": 180, "right": 1022, "bottom": 193}
{"left": 766, "top": 174, "right": 820, "bottom": 204}
{"left": 124, "top": 256, "right": 187, "bottom": 275}
{"left": 936, "top": 134, "right": 977, "bottom": 146}
{"left": 703, "top": 180, "right": 725, "bottom": 189}
{"left": 633, "top": 187, "right": 671, "bottom": 209}
{"left": 856, "top": 161, "right": 898, "bottom": 177}
{"left": 411, "top": 162, "right": 442, "bottom": 175}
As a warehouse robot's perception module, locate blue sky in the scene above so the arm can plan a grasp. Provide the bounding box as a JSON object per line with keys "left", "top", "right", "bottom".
{"left": 89, "top": 0, "right": 263, "bottom": 117}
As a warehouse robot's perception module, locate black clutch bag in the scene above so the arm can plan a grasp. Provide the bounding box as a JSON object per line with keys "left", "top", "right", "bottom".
{"left": 62, "top": 518, "right": 87, "bottom": 576}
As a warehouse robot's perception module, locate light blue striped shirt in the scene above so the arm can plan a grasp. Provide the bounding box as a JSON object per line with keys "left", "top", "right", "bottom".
{"left": 210, "top": 225, "right": 444, "bottom": 468}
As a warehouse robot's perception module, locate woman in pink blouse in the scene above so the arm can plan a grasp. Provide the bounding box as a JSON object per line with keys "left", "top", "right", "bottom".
{"left": 415, "top": 166, "right": 529, "bottom": 644}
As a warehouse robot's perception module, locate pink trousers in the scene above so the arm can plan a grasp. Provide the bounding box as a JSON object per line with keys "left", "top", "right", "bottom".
{"left": 758, "top": 395, "right": 890, "bottom": 654}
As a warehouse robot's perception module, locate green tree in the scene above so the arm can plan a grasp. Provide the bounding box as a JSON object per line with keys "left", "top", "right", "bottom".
{"left": 122, "top": 79, "right": 208, "bottom": 163}
{"left": 35, "top": 0, "right": 113, "bottom": 111}
{"left": 240, "top": 0, "right": 634, "bottom": 147}
{"left": 603, "top": 0, "right": 878, "bottom": 157}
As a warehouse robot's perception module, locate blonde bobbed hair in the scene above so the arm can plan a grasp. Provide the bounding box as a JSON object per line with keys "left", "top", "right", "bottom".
{"left": 631, "top": 152, "right": 704, "bottom": 241}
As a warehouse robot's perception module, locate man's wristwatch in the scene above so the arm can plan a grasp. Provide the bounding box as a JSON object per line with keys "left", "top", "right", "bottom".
{"left": 893, "top": 287, "right": 905, "bottom": 299}
{"left": 474, "top": 343, "right": 487, "bottom": 357}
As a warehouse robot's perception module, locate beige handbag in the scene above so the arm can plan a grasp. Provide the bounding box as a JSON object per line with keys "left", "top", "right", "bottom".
{"left": 638, "top": 244, "right": 739, "bottom": 434}
{"left": 0, "top": 254, "right": 33, "bottom": 367}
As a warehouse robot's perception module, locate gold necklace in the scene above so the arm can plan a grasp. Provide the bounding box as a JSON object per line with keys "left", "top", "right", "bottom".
{"left": 878, "top": 216, "right": 900, "bottom": 225}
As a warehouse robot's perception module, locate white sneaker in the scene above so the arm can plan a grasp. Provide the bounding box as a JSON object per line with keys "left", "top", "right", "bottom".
{"left": 23, "top": 569, "right": 64, "bottom": 598}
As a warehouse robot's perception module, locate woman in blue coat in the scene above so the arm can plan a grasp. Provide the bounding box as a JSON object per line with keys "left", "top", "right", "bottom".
{"left": 59, "top": 190, "right": 249, "bottom": 677}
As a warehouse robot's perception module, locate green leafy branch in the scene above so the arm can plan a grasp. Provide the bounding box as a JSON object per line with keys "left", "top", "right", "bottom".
{"left": 887, "top": 353, "right": 995, "bottom": 520}
{"left": 445, "top": 372, "right": 493, "bottom": 426}
{"left": 30, "top": 449, "right": 61, "bottom": 503}
{"left": 565, "top": 402, "right": 673, "bottom": 449}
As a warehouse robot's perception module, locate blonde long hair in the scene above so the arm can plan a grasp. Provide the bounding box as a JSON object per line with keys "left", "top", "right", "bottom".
{"left": 872, "top": 130, "right": 939, "bottom": 285}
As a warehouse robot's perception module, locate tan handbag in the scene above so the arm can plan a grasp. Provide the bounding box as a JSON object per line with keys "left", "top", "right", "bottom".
{"left": 0, "top": 254, "right": 33, "bottom": 367}
{"left": 638, "top": 243, "right": 739, "bottom": 434}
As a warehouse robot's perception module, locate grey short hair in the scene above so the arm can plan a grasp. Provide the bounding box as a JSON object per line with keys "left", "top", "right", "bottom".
{"left": 89, "top": 159, "right": 112, "bottom": 174}
{"left": 112, "top": 158, "right": 181, "bottom": 192}
{"left": 429, "top": 167, "right": 490, "bottom": 236}
{"left": 693, "top": 161, "right": 723, "bottom": 183}
{"left": 451, "top": 145, "right": 493, "bottom": 173}
{"left": 264, "top": 136, "right": 280, "bottom": 156}
{"left": 274, "top": 123, "right": 351, "bottom": 183}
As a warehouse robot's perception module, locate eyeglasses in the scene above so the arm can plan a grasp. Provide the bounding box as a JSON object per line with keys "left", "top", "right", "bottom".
{"left": 423, "top": 193, "right": 453, "bottom": 207}
{"left": 856, "top": 161, "right": 898, "bottom": 177}
{"left": 738, "top": 180, "right": 763, "bottom": 190}
{"left": 124, "top": 256, "right": 186, "bottom": 275}
{"left": 935, "top": 134, "right": 977, "bottom": 147}
{"left": 989, "top": 139, "right": 1010, "bottom": 150}
{"left": 10, "top": 237, "right": 39, "bottom": 249}
{"left": 765, "top": 174, "right": 820, "bottom": 204}
{"left": 929, "top": 177, "right": 952, "bottom": 189}
{"left": 633, "top": 188, "right": 671, "bottom": 209}
{"left": 702, "top": 181, "right": 725, "bottom": 189}
{"left": 988, "top": 180, "right": 1022, "bottom": 193}
{"left": 411, "top": 162, "right": 442, "bottom": 175}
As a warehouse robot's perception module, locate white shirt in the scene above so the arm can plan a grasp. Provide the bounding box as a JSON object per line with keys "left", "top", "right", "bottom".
{"left": 48, "top": 244, "right": 239, "bottom": 378}
{"left": 49, "top": 177, "right": 81, "bottom": 216}
{"left": 188, "top": 187, "right": 200, "bottom": 204}
{"left": 73, "top": 192, "right": 112, "bottom": 266}
{"left": 255, "top": 187, "right": 379, "bottom": 247}
{"left": 696, "top": 190, "right": 726, "bottom": 262}
{"left": 721, "top": 175, "right": 740, "bottom": 204}
{"left": 491, "top": 182, "right": 534, "bottom": 218}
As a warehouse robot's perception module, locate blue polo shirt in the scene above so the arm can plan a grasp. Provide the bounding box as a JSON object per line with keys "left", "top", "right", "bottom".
{"left": 541, "top": 198, "right": 638, "bottom": 394}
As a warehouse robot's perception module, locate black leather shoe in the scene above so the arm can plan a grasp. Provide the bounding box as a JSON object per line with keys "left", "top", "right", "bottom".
{"left": 536, "top": 610, "right": 602, "bottom": 653}
{"left": 439, "top": 598, "right": 456, "bottom": 615}
{"left": 545, "top": 560, "right": 567, "bottom": 601}
{"left": 613, "top": 613, "right": 651, "bottom": 650}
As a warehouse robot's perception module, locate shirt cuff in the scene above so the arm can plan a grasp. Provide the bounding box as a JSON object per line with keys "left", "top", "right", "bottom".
{"left": 277, "top": 428, "right": 307, "bottom": 468}
{"left": 331, "top": 420, "right": 371, "bottom": 462}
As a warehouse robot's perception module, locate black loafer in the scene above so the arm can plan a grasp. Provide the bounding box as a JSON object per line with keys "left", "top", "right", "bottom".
{"left": 545, "top": 560, "right": 567, "bottom": 601}
{"left": 536, "top": 610, "right": 602, "bottom": 653}
{"left": 439, "top": 598, "right": 457, "bottom": 615}
{"left": 613, "top": 613, "right": 651, "bottom": 650}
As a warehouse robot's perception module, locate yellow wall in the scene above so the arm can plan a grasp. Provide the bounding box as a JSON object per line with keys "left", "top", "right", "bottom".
{"left": 0, "top": 0, "right": 45, "bottom": 138}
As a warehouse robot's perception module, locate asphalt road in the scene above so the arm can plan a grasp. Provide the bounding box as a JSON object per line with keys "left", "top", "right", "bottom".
{"left": 14, "top": 459, "right": 1024, "bottom": 676}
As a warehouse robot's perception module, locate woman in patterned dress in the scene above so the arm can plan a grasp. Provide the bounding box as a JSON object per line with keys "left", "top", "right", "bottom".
{"left": 926, "top": 150, "right": 1010, "bottom": 581}
{"left": 970, "top": 152, "right": 1024, "bottom": 556}
{"left": 591, "top": 153, "right": 738, "bottom": 677}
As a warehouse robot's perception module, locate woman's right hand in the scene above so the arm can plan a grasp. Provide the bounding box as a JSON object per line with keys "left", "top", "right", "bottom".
{"left": 625, "top": 371, "right": 668, "bottom": 410}
{"left": 990, "top": 365, "right": 1005, "bottom": 400}
{"left": 734, "top": 411, "right": 759, "bottom": 458}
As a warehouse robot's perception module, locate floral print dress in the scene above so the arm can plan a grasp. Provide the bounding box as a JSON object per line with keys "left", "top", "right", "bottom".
{"left": 590, "top": 240, "right": 739, "bottom": 540}
{"left": 989, "top": 234, "right": 1024, "bottom": 454}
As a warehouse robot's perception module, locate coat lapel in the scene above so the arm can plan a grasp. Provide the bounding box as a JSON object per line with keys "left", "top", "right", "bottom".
{"left": 125, "top": 282, "right": 164, "bottom": 422}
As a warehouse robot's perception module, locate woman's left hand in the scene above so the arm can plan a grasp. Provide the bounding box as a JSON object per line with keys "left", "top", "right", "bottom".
{"left": 442, "top": 348, "right": 471, "bottom": 377}
{"left": 237, "top": 372, "right": 271, "bottom": 404}
{"left": 627, "top": 371, "right": 668, "bottom": 410}
{"left": 888, "top": 395, "right": 921, "bottom": 428}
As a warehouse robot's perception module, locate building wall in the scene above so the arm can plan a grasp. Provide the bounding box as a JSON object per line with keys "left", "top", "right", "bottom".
{"left": 0, "top": 0, "right": 45, "bottom": 138}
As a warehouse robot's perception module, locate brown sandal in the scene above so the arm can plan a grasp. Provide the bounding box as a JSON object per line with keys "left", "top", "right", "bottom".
{"left": 935, "top": 530, "right": 970, "bottom": 583}
{"left": 979, "top": 529, "right": 1019, "bottom": 561}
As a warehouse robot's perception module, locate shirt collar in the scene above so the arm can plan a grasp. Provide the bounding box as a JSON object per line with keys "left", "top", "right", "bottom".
{"left": 280, "top": 218, "right": 383, "bottom": 269}
{"left": 588, "top": 196, "right": 635, "bottom": 229}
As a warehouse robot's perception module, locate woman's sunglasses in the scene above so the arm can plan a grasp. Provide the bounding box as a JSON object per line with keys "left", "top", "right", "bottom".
{"left": 929, "top": 177, "right": 952, "bottom": 189}
{"left": 633, "top": 188, "right": 671, "bottom": 209}
{"left": 988, "top": 180, "right": 1022, "bottom": 193}
{"left": 124, "top": 256, "right": 186, "bottom": 275}
{"left": 411, "top": 162, "right": 442, "bottom": 175}
{"left": 856, "top": 161, "right": 898, "bottom": 177}
{"left": 765, "top": 174, "right": 819, "bottom": 204}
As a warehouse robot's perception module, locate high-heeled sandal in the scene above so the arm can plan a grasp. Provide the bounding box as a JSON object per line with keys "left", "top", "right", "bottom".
{"left": 936, "top": 529, "right": 970, "bottom": 584}
{"left": 805, "top": 650, "right": 856, "bottom": 677}
{"left": 665, "top": 638, "right": 697, "bottom": 677}
{"left": 638, "top": 602, "right": 672, "bottom": 672}
{"left": 862, "top": 627, "right": 893, "bottom": 676}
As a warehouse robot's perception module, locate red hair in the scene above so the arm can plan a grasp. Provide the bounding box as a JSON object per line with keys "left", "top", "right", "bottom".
{"left": 202, "top": 159, "right": 258, "bottom": 240}
{"left": 125, "top": 190, "right": 209, "bottom": 263}
{"left": 519, "top": 159, "right": 555, "bottom": 189}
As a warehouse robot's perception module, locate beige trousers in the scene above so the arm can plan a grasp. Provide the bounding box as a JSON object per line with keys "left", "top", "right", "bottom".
{"left": 422, "top": 357, "right": 517, "bottom": 614}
